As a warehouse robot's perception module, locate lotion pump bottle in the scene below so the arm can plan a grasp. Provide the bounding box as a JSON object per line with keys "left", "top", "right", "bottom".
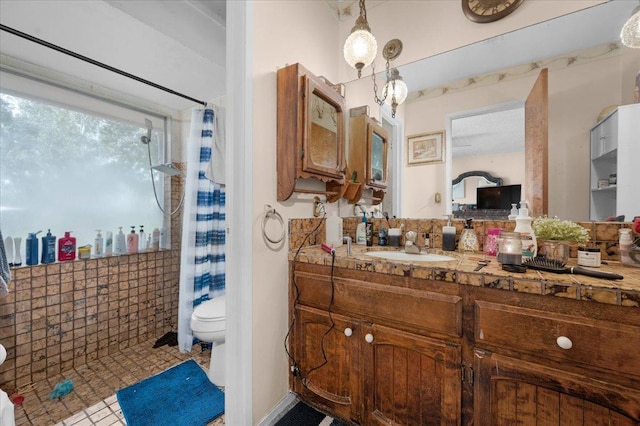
{"left": 105, "top": 231, "right": 113, "bottom": 256}
{"left": 114, "top": 227, "right": 126, "bottom": 255}
{"left": 514, "top": 201, "right": 537, "bottom": 260}
{"left": 356, "top": 214, "right": 367, "bottom": 245}
{"left": 508, "top": 203, "right": 518, "bottom": 220}
{"left": 126, "top": 226, "right": 138, "bottom": 254}
{"left": 138, "top": 226, "right": 146, "bottom": 252}
{"left": 442, "top": 215, "right": 456, "bottom": 251}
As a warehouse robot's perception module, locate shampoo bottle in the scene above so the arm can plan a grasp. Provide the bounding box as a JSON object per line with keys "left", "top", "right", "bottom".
{"left": 126, "top": 226, "right": 138, "bottom": 254}
{"left": 356, "top": 214, "right": 367, "bottom": 245}
{"left": 41, "top": 229, "right": 56, "bottom": 264}
{"left": 94, "top": 230, "right": 104, "bottom": 258}
{"left": 58, "top": 231, "right": 76, "bottom": 262}
{"left": 152, "top": 228, "right": 160, "bottom": 251}
{"left": 114, "top": 227, "right": 126, "bottom": 255}
{"left": 325, "top": 212, "right": 343, "bottom": 248}
{"left": 365, "top": 215, "right": 373, "bottom": 247}
{"left": 514, "top": 201, "right": 537, "bottom": 260}
{"left": 26, "top": 231, "right": 42, "bottom": 265}
{"left": 105, "top": 231, "right": 113, "bottom": 256}
{"left": 160, "top": 228, "right": 168, "bottom": 250}
{"left": 442, "top": 215, "right": 456, "bottom": 251}
{"left": 138, "top": 226, "right": 146, "bottom": 252}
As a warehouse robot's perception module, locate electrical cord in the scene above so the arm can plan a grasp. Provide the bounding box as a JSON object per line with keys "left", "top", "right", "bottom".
{"left": 284, "top": 210, "right": 326, "bottom": 379}
{"left": 146, "top": 141, "right": 185, "bottom": 216}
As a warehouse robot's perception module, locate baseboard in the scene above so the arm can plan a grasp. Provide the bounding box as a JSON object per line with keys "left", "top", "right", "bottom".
{"left": 257, "top": 392, "right": 298, "bottom": 426}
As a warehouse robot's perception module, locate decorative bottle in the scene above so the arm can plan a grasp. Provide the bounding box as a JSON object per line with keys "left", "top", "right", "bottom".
{"left": 459, "top": 219, "right": 479, "bottom": 252}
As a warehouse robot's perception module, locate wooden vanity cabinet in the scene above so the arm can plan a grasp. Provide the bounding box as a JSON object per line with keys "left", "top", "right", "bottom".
{"left": 277, "top": 63, "right": 346, "bottom": 201}
{"left": 290, "top": 263, "right": 462, "bottom": 425}
{"left": 468, "top": 287, "right": 640, "bottom": 425}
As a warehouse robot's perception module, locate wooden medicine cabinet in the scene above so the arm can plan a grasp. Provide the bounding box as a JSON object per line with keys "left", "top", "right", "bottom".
{"left": 345, "top": 106, "right": 389, "bottom": 204}
{"left": 277, "top": 63, "right": 346, "bottom": 201}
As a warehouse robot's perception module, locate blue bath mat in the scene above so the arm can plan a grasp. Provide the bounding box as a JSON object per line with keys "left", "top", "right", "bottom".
{"left": 116, "top": 359, "right": 224, "bottom": 426}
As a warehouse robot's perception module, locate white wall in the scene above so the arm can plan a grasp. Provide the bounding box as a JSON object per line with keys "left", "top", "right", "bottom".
{"left": 251, "top": 1, "right": 340, "bottom": 422}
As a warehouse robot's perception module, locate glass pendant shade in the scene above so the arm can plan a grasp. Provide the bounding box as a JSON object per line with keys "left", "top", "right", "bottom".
{"left": 620, "top": 5, "right": 640, "bottom": 48}
{"left": 384, "top": 78, "right": 408, "bottom": 106}
{"left": 344, "top": 29, "right": 378, "bottom": 77}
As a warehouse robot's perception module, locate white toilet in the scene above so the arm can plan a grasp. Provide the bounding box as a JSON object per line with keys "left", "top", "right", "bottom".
{"left": 190, "top": 295, "right": 226, "bottom": 386}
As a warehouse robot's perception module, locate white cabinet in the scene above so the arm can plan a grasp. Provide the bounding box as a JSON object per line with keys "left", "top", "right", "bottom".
{"left": 590, "top": 104, "right": 640, "bottom": 221}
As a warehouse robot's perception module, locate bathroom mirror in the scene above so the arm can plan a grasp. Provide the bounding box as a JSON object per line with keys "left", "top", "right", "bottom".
{"left": 308, "top": 91, "right": 341, "bottom": 170}
{"left": 374, "top": 1, "right": 639, "bottom": 220}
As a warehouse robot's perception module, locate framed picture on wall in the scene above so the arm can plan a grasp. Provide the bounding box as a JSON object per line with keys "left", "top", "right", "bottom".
{"left": 407, "top": 131, "right": 445, "bottom": 165}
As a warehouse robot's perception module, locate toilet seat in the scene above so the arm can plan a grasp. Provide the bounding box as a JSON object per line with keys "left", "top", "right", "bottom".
{"left": 191, "top": 296, "right": 226, "bottom": 333}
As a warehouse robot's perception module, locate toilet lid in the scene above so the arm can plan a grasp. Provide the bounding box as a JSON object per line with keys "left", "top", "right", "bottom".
{"left": 192, "top": 295, "right": 226, "bottom": 321}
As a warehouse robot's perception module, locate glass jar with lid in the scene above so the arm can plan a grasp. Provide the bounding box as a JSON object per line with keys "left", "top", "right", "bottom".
{"left": 497, "top": 231, "right": 522, "bottom": 265}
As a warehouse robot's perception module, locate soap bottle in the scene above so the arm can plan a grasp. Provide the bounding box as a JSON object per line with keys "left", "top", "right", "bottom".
{"left": 365, "top": 215, "right": 373, "bottom": 247}
{"left": 160, "top": 228, "right": 168, "bottom": 250}
{"left": 442, "top": 215, "right": 456, "bottom": 251}
{"left": 138, "top": 226, "right": 146, "bottom": 252}
{"left": 114, "top": 227, "right": 126, "bottom": 255}
{"left": 619, "top": 228, "right": 637, "bottom": 267}
{"left": 126, "top": 226, "right": 139, "bottom": 254}
{"left": 508, "top": 203, "right": 518, "bottom": 220}
{"left": 41, "top": 229, "right": 56, "bottom": 264}
{"left": 514, "top": 201, "right": 537, "bottom": 260}
{"left": 105, "top": 231, "right": 113, "bottom": 256}
{"left": 94, "top": 230, "right": 104, "bottom": 258}
{"left": 58, "top": 231, "right": 77, "bottom": 261}
{"left": 356, "top": 213, "right": 367, "bottom": 245}
{"left": 26, "top": 231, "right": 42, "bottom": 265}
{"left": 459, "top": 219, "right": 479, "bottom": 252}
{"left": 325, "top": 212, "right": 343, "bottom": 248}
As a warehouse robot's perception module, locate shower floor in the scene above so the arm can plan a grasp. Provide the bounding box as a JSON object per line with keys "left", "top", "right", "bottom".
{"left": 11, "top": 336, "right": 224, "bottom": 425}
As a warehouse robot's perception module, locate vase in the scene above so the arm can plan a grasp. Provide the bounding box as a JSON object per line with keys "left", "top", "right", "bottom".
{"left": 539, "top": 240, "right": 570, "bottom": 266}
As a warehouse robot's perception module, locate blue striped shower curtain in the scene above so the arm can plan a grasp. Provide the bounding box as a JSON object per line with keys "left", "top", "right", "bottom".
{"left": 178, "top": 107, "right": 226, "bottom": 353}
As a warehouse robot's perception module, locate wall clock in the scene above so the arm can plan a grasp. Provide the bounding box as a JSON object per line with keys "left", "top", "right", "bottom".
{"left": 462, "top": 0, "right": 525, "bottom": 23}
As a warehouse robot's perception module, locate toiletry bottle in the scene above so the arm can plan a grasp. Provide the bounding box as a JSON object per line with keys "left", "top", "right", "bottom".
{"left": 126, "top": 227, "right": 138, "bottom": 254}
{"left": 160, "top": 228, "right": 168, "bottom": 250}
{"left": 114, "top": 227, "right": 126, "bottom": 255}
{"left": 94, "top": 230, "right": 104, "bottom": 258}
{"left": 105, "top": 231, "right": 113, "bottom": 256}
{"left": 356, "top": 214, "right": 367, "bottom": 245}
{"left": 152, "top": 228, "right": 160, "bottom": 251}
{"left": 459, "top": 219, "right": 479, "bottom": 252}
{"left": 325, "top": 212, "right": 343, "bottom": 248}
{"left": 514, "top": 201, "right": 537, "bottom": 260}
{"left": 41, "top": 229, "right": 56, "bottom": 264}
{"left": 138, "top": 226, "right": 146, "bottom": 252}
{"left": 13, "top": 237, "right": 22, "bottom": 266}
{"left": 619, "top": 228, "right": 636, "bottom": 267}
{"left": 58, "top": 231, "right": 76, "bottom": 262}
{"left": 442, "top": 215, "right": 456, "bottom": 251}
{"left": 26, "top": 231, "right": 42, "bottom": 265}
{"left": 508, "top": 203, "right": 518, "bottom": 220}
{"left": 365, "top": 214, "right": 373, "bottom": 247}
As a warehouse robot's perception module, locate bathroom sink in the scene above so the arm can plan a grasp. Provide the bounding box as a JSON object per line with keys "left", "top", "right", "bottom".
{"left": 365, "top": 251, "right": 456, "bottom": 262}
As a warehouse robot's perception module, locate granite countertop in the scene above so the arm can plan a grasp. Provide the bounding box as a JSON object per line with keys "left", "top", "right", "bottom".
{"left": 289, "top": 245, "right": 640, "bottom": 308}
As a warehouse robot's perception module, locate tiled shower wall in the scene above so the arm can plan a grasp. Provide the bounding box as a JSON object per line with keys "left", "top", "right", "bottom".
{"left": 0, "top": 169, "right": 185, "bottom": 392}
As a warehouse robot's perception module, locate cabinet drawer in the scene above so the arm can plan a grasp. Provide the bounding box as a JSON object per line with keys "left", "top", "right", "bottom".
{"left": 295, "top": 271, "right": 462, "bottom": 337}
{"left": 475, "top": 300, "right": 640, "bottom": 377}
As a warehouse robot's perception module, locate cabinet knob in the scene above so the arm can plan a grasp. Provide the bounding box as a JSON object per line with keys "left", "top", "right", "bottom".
{"left": 344, "top": 328, "right": 353, "bottom": 337}
{"left": 556, "top": 336, "right": 573, "bottom": 350}
{"left": 365, "top": 333, "right": 374, "bottom": 343}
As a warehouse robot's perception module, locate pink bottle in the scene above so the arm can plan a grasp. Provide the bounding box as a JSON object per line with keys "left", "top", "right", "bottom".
{"left": 58, "top": 231, "right": 76, "bottom": 261}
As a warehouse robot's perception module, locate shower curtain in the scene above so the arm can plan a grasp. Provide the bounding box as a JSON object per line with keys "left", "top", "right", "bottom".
{"left": 178, "top": 107, "right": 226, "bottom": 353}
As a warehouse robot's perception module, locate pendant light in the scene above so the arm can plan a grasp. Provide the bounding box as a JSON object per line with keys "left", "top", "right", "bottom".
{"left": 372, "top": 39, "right": 406, "bottom": 118}
{"left": 343, "top": 0, "right": 377, "bottom": 78}
{"left": 621, "top": 2, "right": 640, "bottom": 48}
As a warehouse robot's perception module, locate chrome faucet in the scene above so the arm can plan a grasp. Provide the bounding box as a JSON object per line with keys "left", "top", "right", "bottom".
{"left": 343, "top": 235, "right": 352, "bottom": 256}
{"left": 404, "top": 231, "right": 420, "bottom": 254}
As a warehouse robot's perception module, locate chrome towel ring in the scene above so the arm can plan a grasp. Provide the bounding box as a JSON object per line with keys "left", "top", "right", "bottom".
{"left": 262, "top": 204, "right": 285, "bottom": 244}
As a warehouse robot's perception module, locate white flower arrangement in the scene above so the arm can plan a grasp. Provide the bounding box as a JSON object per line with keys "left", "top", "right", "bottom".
{"left": 532, "top": 216, "right": 590, "bottom": 243}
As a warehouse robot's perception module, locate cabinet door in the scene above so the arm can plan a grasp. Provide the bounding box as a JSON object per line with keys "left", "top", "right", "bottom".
{"left": 473, "top": 349, "right": 640, "bottom": 425}
{"left": 362, "top": 323, "right": 461, "bottom": 426}
{"left": 293, "top": 305, "right": 361, "bottom": 423}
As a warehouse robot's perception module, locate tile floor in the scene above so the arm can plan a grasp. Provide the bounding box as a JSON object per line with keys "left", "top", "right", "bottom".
{"left": 9, "top": 337, "right": 224, "bottom": 426}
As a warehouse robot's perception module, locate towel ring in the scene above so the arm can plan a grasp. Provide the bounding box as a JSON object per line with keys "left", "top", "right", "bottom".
{"left": 262, "top": 204, "right": 285, "bottom": 244}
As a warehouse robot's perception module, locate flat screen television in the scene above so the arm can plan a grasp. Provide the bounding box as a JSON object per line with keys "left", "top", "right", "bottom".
{"left": 476, "top": 184, "right": 522, "bottom": 210}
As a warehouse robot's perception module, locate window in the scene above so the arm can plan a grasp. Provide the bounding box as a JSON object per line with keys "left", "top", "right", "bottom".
{"left": 0, "top": 71, "right": 169, "bottom": 253}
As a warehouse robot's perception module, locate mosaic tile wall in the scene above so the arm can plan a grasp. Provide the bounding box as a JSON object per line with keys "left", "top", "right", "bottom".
{"left": 0, "top": 167, "right": 185, "bottom": 393}
{"left": 289, "top": 216, "right": 635, "bottom": 262}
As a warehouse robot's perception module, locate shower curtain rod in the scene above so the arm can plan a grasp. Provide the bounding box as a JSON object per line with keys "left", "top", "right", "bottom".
{"left": 0, "top": 23, "right": 208, "bottom": 107}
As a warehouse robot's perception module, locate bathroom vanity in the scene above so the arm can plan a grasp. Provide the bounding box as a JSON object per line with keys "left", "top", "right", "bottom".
{"left": 288, "top": 246, "right": 640, "bottom": 425}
